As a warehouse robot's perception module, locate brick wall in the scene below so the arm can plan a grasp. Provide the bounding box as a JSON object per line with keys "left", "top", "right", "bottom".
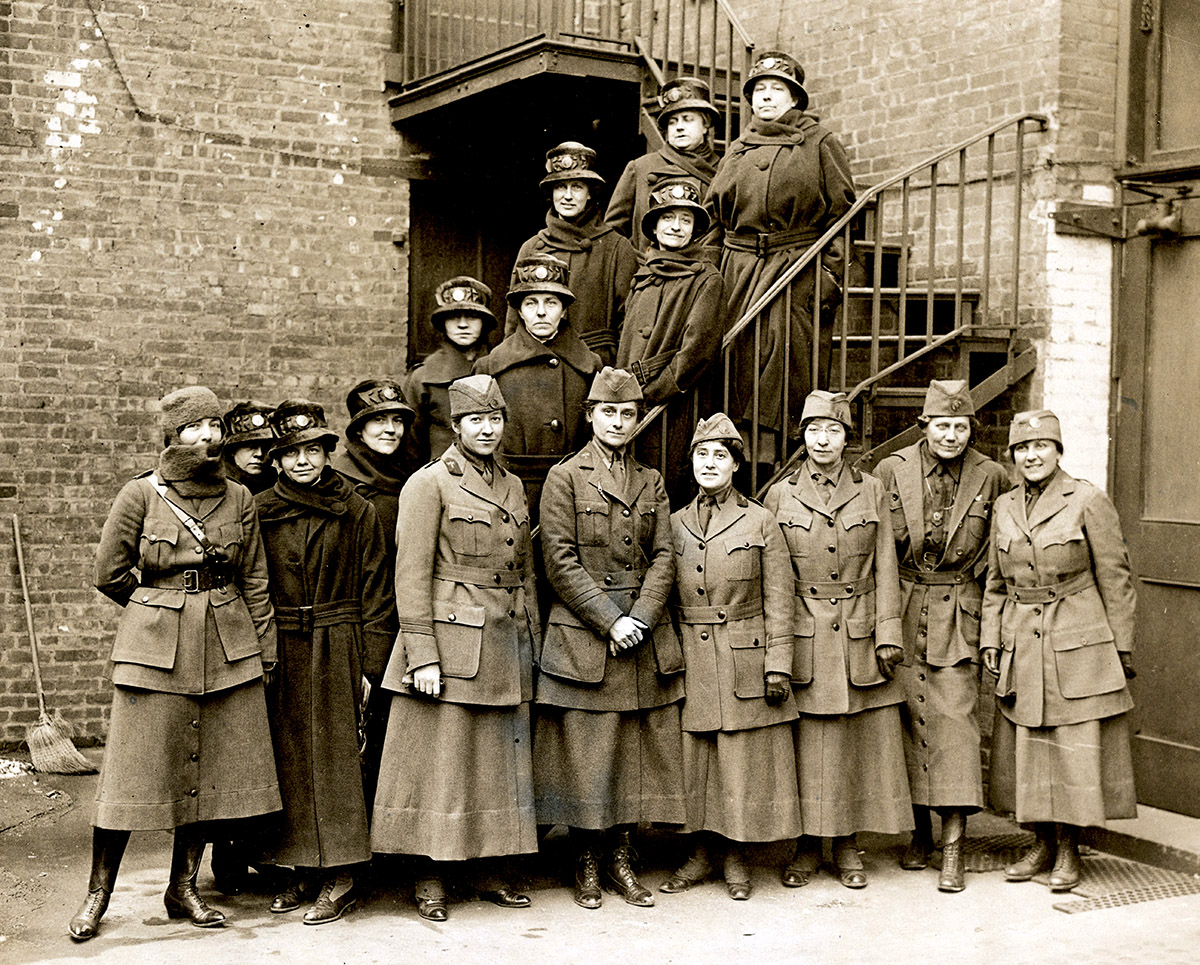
{"left": 0, "top": 0, "right": 409, "bottom": 748}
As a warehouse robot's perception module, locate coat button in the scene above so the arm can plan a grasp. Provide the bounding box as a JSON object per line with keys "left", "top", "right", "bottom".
{"left": 697, "top": 587, "right": 705, "bottom": 595}
{"left": 1033, "top": 606, "right": 1041, "bottom": 615}
{"left": 622, "top": 509, "right": 631, "bottom": 517}
{"left": 625, "top": 564, "right": 633, "bottom": 571}
{"left": 943, "top": 595, "right": 951, "bottom": 602}
{"left": 920, "top": 608, "right": 928, "bottom": 617}
{"left": 630, "top": 590, "right": 638, "bottom": 599}
{"left": 921, "top": 740, "right": 928, "bottom": 748}
{"left": 922, "top": 764, "right": 928, "bottom": 772}
{"left": 548, "top": 358, "right": 559, "bottom": 368}
{"left": 509, "top": 610, "right": 516, "bottom": 618}
{"left": 697, "top": 564, "right": 703, "bottom": 572}
{"left": 506, "top": 561, "right": 515, "bottom": 569}
{"left": 698, "top": 542, "right": 705, "bottom": 549}
{"left": 700, "top": 631, "right": 709, "bottom": 640}
{"left": 604, "top": 576, "right": 613, "bottom": 586}
{"left": 828, "top": 546, "right": 836, "bottom": 553}
{"left": 1034, "top": 629, "right": 1041, "bottom": 638}
{"left": 918, "top": 717, "right": 925, "bottom": 725}
{"left": 919, "top": 629, "right": 926, "bottom": 637}
{"left": 191, "top": 720, "right": 199, "bottom": 729}
{"left": 502, "top": 513, "right": 509, "bottom": 522}
{"left": 189, "top": 788, "right": 198, "bottom": 797}
{"left": 623, "top": 536, "right": 632, "bottom": 545}
{"left": 550, "top": 419, "right": 562, "bottom": 430}
{"left": 195, "top": 546, "right": 204, "bottom": 554}
{"left": 832, "top": 622, "right": 839, "bottom": 631}
{"left": 507, "top": 537, "right": 514, "bottom": 546}
{"left": 494, "top": 574, "right": 501, "bottom": 583}
{"left": 831, "top": 572, "right": 839, "bottom": 580}
{"left": 917, "top": 695, "right": 925, "bottom": 702}
{"left": 142, "top": 594, "right": 150, "bottom": 603}
{"left": 919, "top": 673, "right": 926, "bottom": 681}
{"left": 717, "top": 610, "right": 726, "bottom": 620}
{"left": 190, "top": 753, "right": 199, "bottom": 762}
{"left": 448, "top": 613, "right": 457, "bottom": 621}
{"left": 585, "top": 507, "right": 592, "bottom": 514}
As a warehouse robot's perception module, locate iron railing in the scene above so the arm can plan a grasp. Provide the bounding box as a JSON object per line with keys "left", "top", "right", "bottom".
{"left": 629, "top": 111, "right": 1051, "bottom": 495}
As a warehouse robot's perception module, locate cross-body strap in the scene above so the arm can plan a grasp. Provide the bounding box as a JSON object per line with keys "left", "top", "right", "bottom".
{"left": 148, "top": 472, "right": 218, "bottom": 557}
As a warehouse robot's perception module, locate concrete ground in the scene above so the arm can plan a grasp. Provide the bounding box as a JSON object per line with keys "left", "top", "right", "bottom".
{"left": 2, "top": 751, "right": 1199, "bottom": 965}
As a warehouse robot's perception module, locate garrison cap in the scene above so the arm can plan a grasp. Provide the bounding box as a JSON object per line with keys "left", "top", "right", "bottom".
{"left": 430, "top": 275, "right": 497, "bottom": 334}
{"left": 921, "top": 379, "right": 976, "bottom": 419}
{"left": 540, "top": 141, "right": 605, "bottom": 188}
{"left": 448, "top": 374, "right": 507, "bottom": 419}
{"left": 506, "top": 254, "right": 575, "bottom": 307}
{"left": 224, "top": 400, "right": 274, "bottom": 447}
{"left": 656, "top": 77, "right": 722, "bottom": 129}
{"left": 161, "top": 386, "right": 222, "bottom": 438}
{"left": 640, "top": 177, "right": 710, "bottom": 241}
{"left": 345, "top": 378, "right": 415, "bottom": 438}
{"left": 743, "top": 50, "right": 809, "bottom": 111}
{"left": 689, "top": 411, "right": 745, "bottom": 462}
{"left": 267, "top": 399, "right": 339, "bottom": 457}
{"left": 800, "top": 390, "right": 853, "bottom": 428}
{"left": 588, "top": 366, "right": 643, "bottom": 404}
{"left": 1008, "top": 409, "right": 1063, "bottom": 449}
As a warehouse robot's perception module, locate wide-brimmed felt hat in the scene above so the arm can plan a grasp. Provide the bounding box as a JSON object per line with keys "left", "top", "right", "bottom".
{"left": 345, "top": 379, "right": 415, "bottom": 438}
{"left": 540, "top": 141, "right": 606, "bottom": 189}
{"left": 640, "top": 177, "right": 710, "bottom": 241}
{"left": 506, "top": 254, "right": 575, "bottom": 307}
{"left": 448, "top": 374, "right": 507, "bottom": 419}
{"left": 656, "top": 77, "right": 722, "bottom": 130}
{"left": 224, "top": 400, "right": 274, "bottom": 447}
{"left": 268, "top": 399, "right": 339, "bottom": 457}
{"left": 743, "top": 50, "right": 809, "bottom": 111}
{"left": 430, "top": 275, "right": 497, "bottom": 335}
{"left": 1008, "top": 409, "right": 1062, "bottom": 449}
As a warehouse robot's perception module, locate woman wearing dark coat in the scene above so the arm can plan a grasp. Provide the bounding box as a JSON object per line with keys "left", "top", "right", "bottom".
{"left": 254, "top": 400, "right": 396, "bottom": 925}
{"left": 981, "top": 410, "right": 1137, "bottom": 892}
{"left": 372, "top": 375, "right": 541, "bottom": 922}
{"left": 617, "top": 177, "right": 725, "bottom": 507}
{"left": 605, "top": 77, "right": 722, "bottom": 254}
{"left": 705, "top": 51, "right": 857, "bottom": 469}
{"left": 504, "top": 142, "right": 639, "bottom": 365}
{"left": 220, "top": 400, "right": 276, "bottom": 495}
{"left": 403, "top": 275, "right": 496, "bottom": 463}
{"left": 71, "top": 386, "right": 281, "bottom": 941}
{"left": 476, "top": 255, "right": 601, "bottom": 521}
{"left": 763, "top": 391, "right": 912, "bottom": 890}
{"left": 660, "top": 413, "right": 801, "bottom": 901}
{"left": 873, "top": 380, "right": 1010, "bottom": 892}
{"left": 535, "top": 366, "right": 686, "bottom": 910}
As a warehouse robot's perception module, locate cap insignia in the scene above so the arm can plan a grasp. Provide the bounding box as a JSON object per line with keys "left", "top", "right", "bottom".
{"left": 382, "top": 386, "right": 397, "bottom": 400}
{"left": 761, "top": 56, "right": 776, "bottom": 69}
{"left": 251, "top": 413, "right": 265, "bottom": 427}
{"left": 295, "top": 414, "right": 310, "bottom": 428}
{"left": 1029, "top": 417, "right": 1041, "bottom": 428}
{"left": 452, "top": 287, "right": 466, "bottom": 301}
{"left": 534, "top": 266, "right": 549, "bottom": 279}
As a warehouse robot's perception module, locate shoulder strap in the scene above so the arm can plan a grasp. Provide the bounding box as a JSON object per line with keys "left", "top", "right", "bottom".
{"left": 149, "top": 473, "right": 218, "bottom": 557}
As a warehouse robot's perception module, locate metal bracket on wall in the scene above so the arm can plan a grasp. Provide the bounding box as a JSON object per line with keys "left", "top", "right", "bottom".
{"left": 1052, "top": 202, "right": 1126, "bottom": 239}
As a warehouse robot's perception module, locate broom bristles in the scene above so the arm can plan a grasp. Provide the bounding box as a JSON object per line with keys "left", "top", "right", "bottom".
{"left": 26, "top": 711, "right": 97, "bottom": 775}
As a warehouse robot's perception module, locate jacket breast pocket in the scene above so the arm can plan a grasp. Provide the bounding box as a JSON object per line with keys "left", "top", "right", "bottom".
{"left": 446, "top": 505, "right": 491, "bottom": 557}
{"left": 847, "top": 618, "right": 886, "bottom": 687}
{"left": 776, "top": 507, "right": 813, "bottom": 557}
{"left": 210, "top": 586, "right": 261, "bottom": 662}
{"left": 111, "top": 587, "right": 184, "bottom": 669}
{"left": 433, "top": 600, "right": 485, "bottom": 679}
{"left": 637, "top": 506, "right": 657, "bottom": 544}
{"left": 841, "top": 508, "right": 879, "bottom": 559}
{"left": 965, "top": 496, "right": 991, "bottom": 544}
{"left": 211, "top": 521, "right": 244, "bottom": 565}
{"left": 1052, "top": 623, "right": 1126, "bottom": 699}
{"left": 724, "top": 533, "right": 764, "bottom": 580}
{"left": 576, "top": 500, "right": 610, "bottom": 546}
{"left": 791, "top": 608, "right": 815, "bottom": 684}
{"left": 1040, "top": 525, "right": 1088, "bottom": 573}
{"left": 730, "top": 620, "right": 767, "bottom": 699}
{"left": 139, "top": 518, "right": 180, "bottom": 571}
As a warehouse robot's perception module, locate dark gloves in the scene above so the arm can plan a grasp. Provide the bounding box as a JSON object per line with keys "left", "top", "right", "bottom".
{"left": 981, "top": 647, "right": 1000, "bottom": 677}
{"left": 876, "top": 646, "right": 904, "bottom": 680}
{"left": 764, "top": 672, "right": 791, "bottom": 706}
{"left": 1119, "top": 651, "right": 1136, "bottom": 679}
{"left": 262, "top": 662, "right": 278, "bottom": 689}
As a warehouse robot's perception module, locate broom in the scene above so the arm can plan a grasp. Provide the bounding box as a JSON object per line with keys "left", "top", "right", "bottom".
{"left": 11, "top": 514, "right": 97, "bottom": 774}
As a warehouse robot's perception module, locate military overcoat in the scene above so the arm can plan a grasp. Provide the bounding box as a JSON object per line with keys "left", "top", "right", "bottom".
{"left": 604, "top": 144, "right": 720, "bottom": 253}
{"left": 402, "top": 342, "right": 486, "bottom": 463}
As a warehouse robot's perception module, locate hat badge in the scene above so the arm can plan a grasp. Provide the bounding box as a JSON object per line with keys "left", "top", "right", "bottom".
{"left": 251, "top": 413, "right": 265, "bottom": 427}
{"left": 295, "top": 413, "right": 310, "bottom": 428}
{"left": 534, "top": 265, "right": 549, "bottom": 280}
{"left": 671, "top": 185, "right": 686, "bottom": 199}
{"left": 761, "top": 56, "right": 776, "bottom": 69}
{"left": 667, "top": 87, "right": 683, "bottom": 102}
{"left": 951, "top": 400, "right": 963, "bottom": 412}
{"left": 558, "top": 154, "right": 576, "bottom": 170}
{"left": 382, "top": 386, "right": 397, "bottom": 400}
{"left": 451, "top": 287, "right": 466, "bottom": 302}
{"left": 1028, "top": 417, "right": 1041, "bottom": 428}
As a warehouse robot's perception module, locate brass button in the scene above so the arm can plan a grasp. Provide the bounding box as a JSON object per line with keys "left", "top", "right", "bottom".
{"left": 943, "top": 595, "right": 951, "bottom": 602}
{"left": 832, "top": 622, "right": 839, "bottom": 631}
{"left": 195, "top": 546, "right": 203, "bottom": 554}
{"left": 1033, "top": 606, "right": 1041, "bottom": 615}
{"left": 604, "top": 576, "right": 613, "bottom": 586}
{"left": 831, "top": 572, "right": 839, "bottom": 580}
{"left": 697, "top": 565, "right": 703, "bottom": 573}
{"left": 630, "top": 590, "right": 638, "bottom": 599}
{"left": 506, "top": 537, "right": 514, "bottom": 546}
{"left": 190, "top": 720, "right": 199, "bottom": 729}
{"left": 698, "top": 542, "right": 705, "bottom": 550}
{"left": 919, "top": 673, "right": 926, "bottom": 681}
{"left": 494, "top": 574, "right": 501, "bottom": 583}
{"left": 622, "top": 509, "right": 630, "bottom": 517}
{"left": 548, "top": 358, "right": 559, "bottom": 367}
{"left": 623, "top": 536, "right": 632, "bottom": 545}
{"left": 700, "top": 631, "right": 709, "bottom": 640}
{"left": 827, "top": 519, "right": 834, "bottom": 527}
{"left": 190, "top": 753, "right": 199, "bottom": 762}
{"left": 550, "top": 419, "right": 562, "bottom": 430}
{"left": 1034, "top": 630, "right": 1041, "bottom": 638}
{"left": 506, "top": 561, "right": 514, "bottom": 569}
{"left": 697, "top": 587, "right": 705, "bottom": 595}
{"left": 509, "top": 610, "right": 516, "bottom": 618}
{"left": 828, "top": 546, "right": 836, "bottom": 553}
{"left": 189, "top": 788, "right": 198, "bottom": 797}
{"left": 717, "top": 610, "right": 726, "bottom": 620}
{"left": 142, "top": 594, "right": 150, "bottom": 603}
{"left": 917, "top": 695, "right": 925, "bottom": 702}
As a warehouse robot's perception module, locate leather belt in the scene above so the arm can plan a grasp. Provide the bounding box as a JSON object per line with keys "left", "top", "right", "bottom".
{"left": 899, "top": 567, "right": 975, "bottom": 586}
{"left": 677, "top": 599, "right": 762, "bottom": 624}
{"left": 275, "top": 600, "right": 361, "bottom": 632}
{"left": 143, "top": 565, "right": 233, "bottom": 593}
{"left": 795, "top": 575, "right": 874, "bottom": 599}
{"left": 590, "top": 568, "right": 646, "bottom": 590}
{"left": 435, "top": 562, "right": 525, "bottom": 587}
{"left": 724, "top": 226, "right": 822, "bottom": 257}
{"left": 630, "top": 350, "right": 676, "bottom": 387}
{"left": 1004, "top": 570, "right": 1095, "bottom": 604}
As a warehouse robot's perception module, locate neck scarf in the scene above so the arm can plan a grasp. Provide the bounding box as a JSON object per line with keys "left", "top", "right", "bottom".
{"left": 274, "top": 465, "right": 350, "bottom": 516}
{"left": 339, "top": 436, "right": 410, "bottom": 495}
{"left": 157, "top": 442, "right": 226, "bottom": 498}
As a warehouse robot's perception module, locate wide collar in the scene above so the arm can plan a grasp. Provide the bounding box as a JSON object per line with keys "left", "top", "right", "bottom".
{"left": 679, "top": 488, "right": 748, "bottom": 541}
{"left": 537, "top": 206, "right": 617, "bottom": 251}
{"left": 484, "top": 323, "right": 599, "bottom": 377}
{"left": 257, "top": 467, "right": 354, "bottom": 523}
{"left": 1020, "top": 467, "right": 1076, "bottom": 533}
{"left": 633, "top": 245, "right": 707, "bottom": 286}
{"left": 788, "top": 458, "right": 863, "bottom": 517}
{"left": 731, "top": 110, "right": 823, "bottom": 153}
{"left": 442, "top": 444, "right": 522, "bottom": 516}
{"left": 574, "top": 438, "right": 648, "bottom": 508}
{"left": 333, "top": 438, "right": 409, "bottom": 494}
{"left": 416, "top": 342, "right": 483, "bottom": 386}
{"left": 656, "top": 143, "right": 719, "bottom": 184}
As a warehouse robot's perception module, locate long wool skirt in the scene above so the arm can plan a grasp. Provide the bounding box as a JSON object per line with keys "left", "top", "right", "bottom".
{"left": 533, "top": 703, "right": 686, "bottom": 829}
{"left": 795, "top": 705, "right": 914, "bottom": 837}
{"left": 681, "top": 722, "right": 802, "bottom": 843}
{"left": 989, "top": 712, "right": 1137, "bottom": 827}
{"left": 371, "top": 695, "right": 538, "bottom": 862}
{"left": 94, "top": 683, "right": 281, "bottom": 831}
{"left": 895, "top": 660, "right": 984, "bottom": 810}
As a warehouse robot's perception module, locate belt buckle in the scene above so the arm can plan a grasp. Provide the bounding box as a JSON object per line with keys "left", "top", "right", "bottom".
{"left": 182, "top": 569, "right": 200, "bottom": 593}
{"left": 630, "top": 359, "right": 647, "bottom": 386}
{"left": 297, "top": 606, "right": 314, "bottom": 632}
{"left": 755, "top": 233, "right": 770, "bottom": 256}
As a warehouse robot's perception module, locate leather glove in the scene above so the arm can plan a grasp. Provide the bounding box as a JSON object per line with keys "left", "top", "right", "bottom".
{"left": 764, "top": 672, "right": 791, "bottom": 706}
{"left": 980, "top": 647, "right": 1000, "bottom": 677}
{"left": 875, "top": 645, "right": 904, "bottom": 680}
{"left": 1119, "top": 651, "right": 1136, "bottom": 679}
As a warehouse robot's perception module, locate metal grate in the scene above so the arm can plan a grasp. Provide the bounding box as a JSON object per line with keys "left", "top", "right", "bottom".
{"left": 1053, "top": 879, "right": 1200, "bottom": 914}
{"left": 932, "top": 832, "right": 1036, "bottom": 873}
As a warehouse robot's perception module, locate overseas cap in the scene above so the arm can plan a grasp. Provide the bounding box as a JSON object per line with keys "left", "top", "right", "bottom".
{"left": 689, "top": 412, "right": 745, "bottom": 461}
{"left": 743, "top": 50, "right": 809, "bottom": 110}
{"left": 448, "top": 374, "right": 507, "bottom": 419}
{"left": 1008, "top": 409, "right": 1063, "bottom": 449}
{"left": 161, "top": 386, "right": 222, "bottom": 437}
{"left": 268, "top": 399, "right": 339, "bottom": 457}
{"left": 224, "top": 400, "right": 274, "bottom": 447}
{"left": 800, "top": 390, "right": 853, "bottom": 428}
{"left": 540, "top": 141, "right": 605, "bottom": 188}
{"left": 588, "top": 366, "right": 643, "bottom": 404}
{"left": 921, "top": 379, "right": 976, "bottom": 419}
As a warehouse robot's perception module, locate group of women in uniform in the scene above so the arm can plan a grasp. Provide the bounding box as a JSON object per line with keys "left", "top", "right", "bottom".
{"left": 70, "top": 47, "right": 1139, "bottom": 942}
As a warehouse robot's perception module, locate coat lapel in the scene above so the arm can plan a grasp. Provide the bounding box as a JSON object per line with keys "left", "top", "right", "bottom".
{"left": 943, "top": 449, "right": 985, "bottom": 548}
{"left": 702, "top": 492, "right": 747, "bottom": 541}
{"left": 1027, "top": 469, "right": 1074, "bottom": 530}
{"left": 894, "top": 447, "right": 927, "bottom": 557}
{"left": 678, "top": 497, "right": 705, "bottom": 540}
{"left": 823, "top": 463, "right": 861, "bottom": 516}
{"left": 793, "top": 463, "right": 833, "bottom": 518}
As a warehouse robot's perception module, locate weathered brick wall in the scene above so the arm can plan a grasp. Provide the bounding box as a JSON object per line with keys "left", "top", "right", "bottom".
{"left": 0, "top": 0, "right": 409, "bottom": 747}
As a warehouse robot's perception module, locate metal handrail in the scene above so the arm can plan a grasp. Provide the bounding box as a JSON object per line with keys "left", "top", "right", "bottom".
{"left": 715, "top": 0, "right": 754, "bottom": 49}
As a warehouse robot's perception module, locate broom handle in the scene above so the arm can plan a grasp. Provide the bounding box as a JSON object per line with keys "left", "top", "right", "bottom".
{"left": 12, "top": 515, "right": 49, "bottom": 718}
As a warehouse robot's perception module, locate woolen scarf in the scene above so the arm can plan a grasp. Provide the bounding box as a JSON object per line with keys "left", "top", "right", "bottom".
{"left": 273, "top": 466, "right": 352, "bottom": 517}
{"left": 336, "top": 436, "right": 410, "bottom": 495}
{"left": 538, "top": 204, "right": 618, "bottom": 252}
{"left": 157, "top": 442, "right": 226, "bottom": 498}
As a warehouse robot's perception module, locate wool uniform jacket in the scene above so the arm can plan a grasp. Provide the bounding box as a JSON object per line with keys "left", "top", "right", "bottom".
{"left": 537, "top": 441, "right": 683, "bottom": 712}
{"left": 873, "top": 443, "right": 1010, "bottom": 667}
{"left": 381, "top": 445, "right": 540, "bottom": 708}
{"left": 604, "top": 144, "right": 721, "bottom": 253}
{"left": 402, "top": 341, "right": 486, "bottom": 464}
{"left": 670, "top": 490, "right": 796, "bottom": 733}
{"left": 981, "top": 468, "right": 1136, "bottom": 728}
{"left": 764, "top": 462, "right": 904, "bottom": 715}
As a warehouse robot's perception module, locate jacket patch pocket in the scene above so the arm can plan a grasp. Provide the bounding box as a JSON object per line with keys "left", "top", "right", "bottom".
{"left": 540, "top": 603, "right": 606, "bottom": 684}
{"left": 791, "top": 607, "right": 815, "bottom": 684}
{"left": 841, "top": 507, "right": 880, "bottom": 559}
{"left": 446, "top": 505, "right": 491, "bottom": 556}
{"left": 1052, "top": 623, "right": 1126, "bottom": 699}
{"left": 651, "top": 618, "right": 684, "bottom": 676}
{"left": 847, "top": 618, "right": 886, "bottom": 687}
{"left": 777, "top": 508, "right": 813, "bottom": 557}
{"left": 730, "top": 622, "right": 767, "bottom": 699}
{"left": 637, "top": 507, "right": 657, "bottom": 544}
{"left": 111, "top": 587, "right": 184, "bottom": 669}
{"left": 995, "top": 631, "right": 1017, "bottom": 699}
{"left": 1043, "top": 526, "right": 1085, "bottom": 548}
{"left": 576, "top": 500, "right": 610, "bottom": 546}
{"left": 724, "top": 533, "right": 764, "bottom": 580}
{"left": 433, "top": 600, "right": 485, "bottom": 679}
{"left": 210, "top": 586, "right": 260, "bottom": 662}
{"left": 139, "top": 518, "right": 180, "bottom": 570}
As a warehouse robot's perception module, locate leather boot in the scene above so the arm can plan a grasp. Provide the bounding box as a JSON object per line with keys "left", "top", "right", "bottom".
{"left": 605, "top": 830, "right": 654, "bottom": 907}
{"left": 164, "top": 826, "right": 226, "bottom": 927}
{"left": 1049, "top": 823, "right": 1082, "bottom": 892}
{"left": 68, "top": 828, "right": 130, "bottom": 941}
{"left": 574, "top": 848, "right": 603, "bottom": 910}
{"left": 833, "top": 835, "right": 867, "bottom": 889}
{"left": 937, "top": 810, "right": 967, "bottom": 893}
{"left": 901, "top": 806, "right": 934, "bottom": 870}
{"left": 781, "top": 835, "right": 820, "bottom": 888}
{"left": 1005, "top": 823, "right": 1056, "bottom": 882}
{"left": 210, "top": 839, "right": 246, "bottom": 895}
